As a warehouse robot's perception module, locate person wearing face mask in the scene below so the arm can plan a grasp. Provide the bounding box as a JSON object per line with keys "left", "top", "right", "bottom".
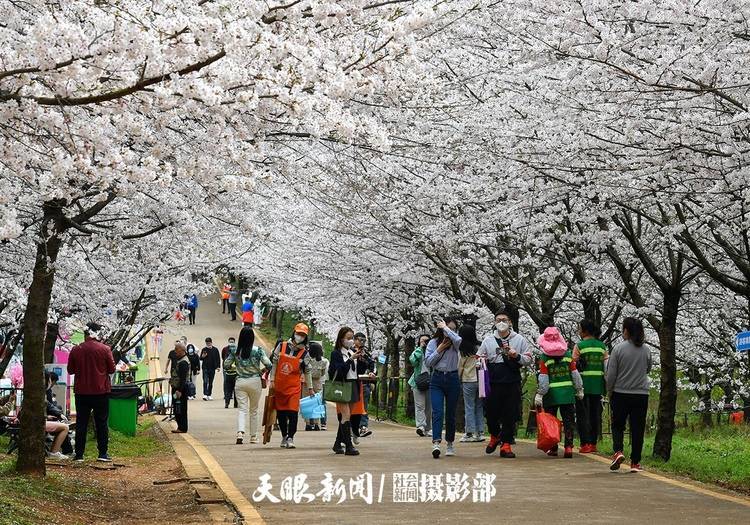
{"left": 408, "top": 334, "right": 432, "bottom": 437}
{"left": 477, "top": 308, "right": 532, "bottom": 458}
{"left": 222, "top": 337, "right": 239, "bottom": 409}
{"left": 424, "top": 317, "right": 463, "bottom": 459}
{"left": 328, "top": 327, "right": 369, "bottom": 456}
{"left": 304, "top": 341, "right": 329, "bottom": 431}
{"left": 186, "top": 344, "right": 200, "bottom": 399}
{"left": 269, "top": 323, "right": 314, "bottom": 448}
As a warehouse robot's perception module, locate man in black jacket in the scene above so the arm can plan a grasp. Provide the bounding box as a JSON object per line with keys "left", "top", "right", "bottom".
{"left": 199, "top": 337, "right": 221, "bottom": 400}
{"left": 170, "top": 343, "right": 191, "bottom": 433}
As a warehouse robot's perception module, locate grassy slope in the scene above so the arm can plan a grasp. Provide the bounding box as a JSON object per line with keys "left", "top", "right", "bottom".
{"left": 0, "top": 418, "right": 167, "bottom": 525}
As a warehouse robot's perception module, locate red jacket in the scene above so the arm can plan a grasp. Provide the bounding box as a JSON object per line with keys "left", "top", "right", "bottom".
{"left": 68, "top": 339, "right": 116, "bottom": 395}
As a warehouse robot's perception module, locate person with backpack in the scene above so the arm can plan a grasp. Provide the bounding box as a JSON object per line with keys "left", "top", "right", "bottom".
{"left": 269, "top": 323, "right": 314, "bottom": 448}
{"left": 607, "top": 317, "right": 652, "bottom": 473}
{"left": 573, "top": 319, "right": 608, "bottom": 453}
{"left": 222, "top": 337, "right": 239, "bottom": 409}
{"left": 409, "top": 334, "right": 432, "bottom": 437}
{"left": 241, "top": 296, "right": 255, "bottom": 326}
{"left": 535, "top": 326, "right": 584, "bottom": 458}
{"left": 458, "top": 324, "right": 484, "bottom": 442}
{"left": 225, "top": 326, "right": 271, "bottom": 444}
{"left": 477, "top": 308, "right": 533, "bottom": 459}
{"left": 425, "top": 318, "right": 462, "bottom": 459}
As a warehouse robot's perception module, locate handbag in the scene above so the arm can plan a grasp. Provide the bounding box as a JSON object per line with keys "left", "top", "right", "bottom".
{"left": 185, "top": 381, "right": 196, "bottom": 398}
{"left": 415, "top": 354, "right": 431, "bottom": 391}
{"left": 323, "top": 380, "right": 354, "bottom": 403}
{"left": 323, "top": 358, "right": 356, "bottom": 403}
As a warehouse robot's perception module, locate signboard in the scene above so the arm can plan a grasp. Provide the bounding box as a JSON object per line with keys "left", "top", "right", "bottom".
{"left": 736, "top": 331, "right": 750, "bottom": 353}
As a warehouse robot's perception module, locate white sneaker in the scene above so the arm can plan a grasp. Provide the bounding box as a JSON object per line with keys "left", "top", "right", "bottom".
{"left": 445, "top": 442, "right": 456, "bottom": 456}
{"left": 474, "top": 433, "right": 486, "bottom": 442}
{"left": 207, "top": 396, "right": 213, "bottom": 400}
{"left": 202, "top": 395, "right": 208, "bottom": 401}
{"left": 280, "top": 437, "right": 288, "bottom": 448}
{"left": 249, "top": 435, "right": 259, "bottom": 444}
{"left": 286, "top": 438, "right": 296, "bottom": 449}
{"left": 432, "top": 442, "right": 441, "bottom": 459}
{"left": 459, "top": 433, "right": 474, "bottom": 443}
{"left": 48, "top": 451, "right": 68, "bottom": 460}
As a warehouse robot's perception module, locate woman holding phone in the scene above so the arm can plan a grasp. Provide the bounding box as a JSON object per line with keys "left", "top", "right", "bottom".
{"left": 424, "top": 318, "right": 462, "bottom": 459}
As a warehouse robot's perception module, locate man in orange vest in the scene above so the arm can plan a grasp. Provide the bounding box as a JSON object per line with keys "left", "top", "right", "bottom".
{"left": 220, "top": 284, "right": 231, "bottom": 314}
{"left": 269, "top": 323, "right": 314, "bottom": 449}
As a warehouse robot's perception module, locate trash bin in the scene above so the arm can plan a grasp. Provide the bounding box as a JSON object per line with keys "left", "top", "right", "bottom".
{"left": 109, "top": 385, "right": 141, "bottom": 436}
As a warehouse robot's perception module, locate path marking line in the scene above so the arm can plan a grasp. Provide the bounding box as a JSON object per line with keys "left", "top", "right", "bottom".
{"left": 514, "top": 438, "right": 750, "bottom": 508}
{"left": 180, "top": 431, "right": 266, "bottom": 524}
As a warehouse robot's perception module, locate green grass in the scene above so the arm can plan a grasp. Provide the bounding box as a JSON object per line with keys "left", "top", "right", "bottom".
{"left": 0, "top": 417, "right": 167, "bottom": 525}
{"left": 0, "top": 451, "right": 100, "bottom": 525}
{"left": 593, "top": 424, "right": 750, "bottom": 493}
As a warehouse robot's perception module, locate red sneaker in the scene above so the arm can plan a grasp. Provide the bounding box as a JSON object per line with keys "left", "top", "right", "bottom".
{"left": 499, "top": 443, "right": 516, "bottom": 458}
{"left": 630, "top": 463, "right": 643, "bottom": 473}
{"left": 590, "top": 444, "right": 598, "bottom": 452}
{"left": 579, "top": 444, "right": 593, "bottom": 454}
{"left": 485, "top": 435, "right": 501, "bottom": 454}
{"left": 610, "top": 451, "right": 625, "bottom": 471}
{"left": 564, "top": 446, "right": 573, "bottom": 458}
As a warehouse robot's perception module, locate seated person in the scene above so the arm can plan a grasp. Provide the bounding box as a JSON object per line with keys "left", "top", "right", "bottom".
{"left": 0, "top": 392, "right": 15, "bottom": 417}
{"left": 3, "top": 389, "right": 70, "bottom": 460}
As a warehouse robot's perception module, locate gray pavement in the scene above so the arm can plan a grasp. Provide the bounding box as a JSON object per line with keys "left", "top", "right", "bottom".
{"left": 162, "top": 295, "right": 750, "bottom": 525}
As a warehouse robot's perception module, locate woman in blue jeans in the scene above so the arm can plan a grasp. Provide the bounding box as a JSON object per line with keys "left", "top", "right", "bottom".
{"left": 458, "top": 324, "right": 484, "bottom": 442}
{"left": 424, "top": 318, "right": 462, "bottom": 459}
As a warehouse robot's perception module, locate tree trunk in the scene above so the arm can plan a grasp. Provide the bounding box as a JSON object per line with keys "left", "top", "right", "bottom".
{"left": 275, "top": 310, "right": 284, "bottom": 341}
{"left": 652, "top": 294, "right": 679, "bottom": 461}
{"left": 43, "top": 322, "right": 59, "bottom": 364}
{"left": 18, "top": 231, "right": 63, "bottom": 475}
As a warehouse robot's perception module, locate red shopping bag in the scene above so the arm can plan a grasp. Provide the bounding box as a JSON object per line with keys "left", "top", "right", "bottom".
{"left": 536, "top": 408, "right": 562, "bottom": 452}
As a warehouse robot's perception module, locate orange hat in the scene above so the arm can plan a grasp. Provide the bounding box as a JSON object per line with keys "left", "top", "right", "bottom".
{"left": 293, "top": 323, "right": 309, "bottom": 336}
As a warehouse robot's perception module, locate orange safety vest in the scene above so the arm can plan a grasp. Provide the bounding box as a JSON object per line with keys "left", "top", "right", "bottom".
{"left": 221, "top": 285, "right": 230, "bottom": 300}
{"left": 352, "top": 382, "right": 366, "bottom": 415}
{"left": 242, "top": 310, "right": 255, "bottom": 324}
{"left": 273, "top": 342, "right": 305, "bottom": 411}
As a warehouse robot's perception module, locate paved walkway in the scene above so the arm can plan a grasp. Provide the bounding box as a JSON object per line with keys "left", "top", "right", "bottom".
{"left": 160, "top": 295, "right": 750, "bottom": 525}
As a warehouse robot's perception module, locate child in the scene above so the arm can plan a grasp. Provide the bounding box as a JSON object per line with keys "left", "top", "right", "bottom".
{"left": 173, "top": 306, "right": 186, "bottom": 325}
{"left": 535, "top": 326, "right": 584, "bottom": 458}
{"left": 573, "top": 319, "right": 608, "bottom": 453}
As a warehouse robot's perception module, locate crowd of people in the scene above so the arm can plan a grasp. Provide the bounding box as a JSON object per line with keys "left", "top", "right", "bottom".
{"left": 166, "top": 295, "right": 651, "bottom": 473}
{"left": 406, "top": 309, "right": 651, "bottom": 472}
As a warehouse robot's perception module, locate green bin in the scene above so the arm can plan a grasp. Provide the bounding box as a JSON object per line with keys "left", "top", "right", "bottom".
{"left": 109, "top": 385, "right": 140, "bottom": 436}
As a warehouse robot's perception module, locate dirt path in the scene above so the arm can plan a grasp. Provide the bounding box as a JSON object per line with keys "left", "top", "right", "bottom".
{"left": 162, "top": 295, "right": 750, "bottom": 525}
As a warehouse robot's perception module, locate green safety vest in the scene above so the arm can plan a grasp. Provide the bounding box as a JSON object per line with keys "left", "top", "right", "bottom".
{"left": 542, "top": 352, "right": 575, "bottom": 406}
{"left": 578, "top": 339, "right": 606, "bottom": 395}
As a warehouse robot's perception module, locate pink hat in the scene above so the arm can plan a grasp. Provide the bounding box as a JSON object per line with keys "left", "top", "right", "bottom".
{"left": 538, "top": 327, "right": 568, "bottom": 357}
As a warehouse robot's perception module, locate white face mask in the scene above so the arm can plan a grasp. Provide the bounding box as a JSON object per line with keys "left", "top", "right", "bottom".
{"left": 294, "top": 334, "right": 305, "bottom": 344}
{"left": 496, "top": 321, "right": 510, "bottom": 333}
{"left": 343, "top": 339, "right": 354, "bottom": 349}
